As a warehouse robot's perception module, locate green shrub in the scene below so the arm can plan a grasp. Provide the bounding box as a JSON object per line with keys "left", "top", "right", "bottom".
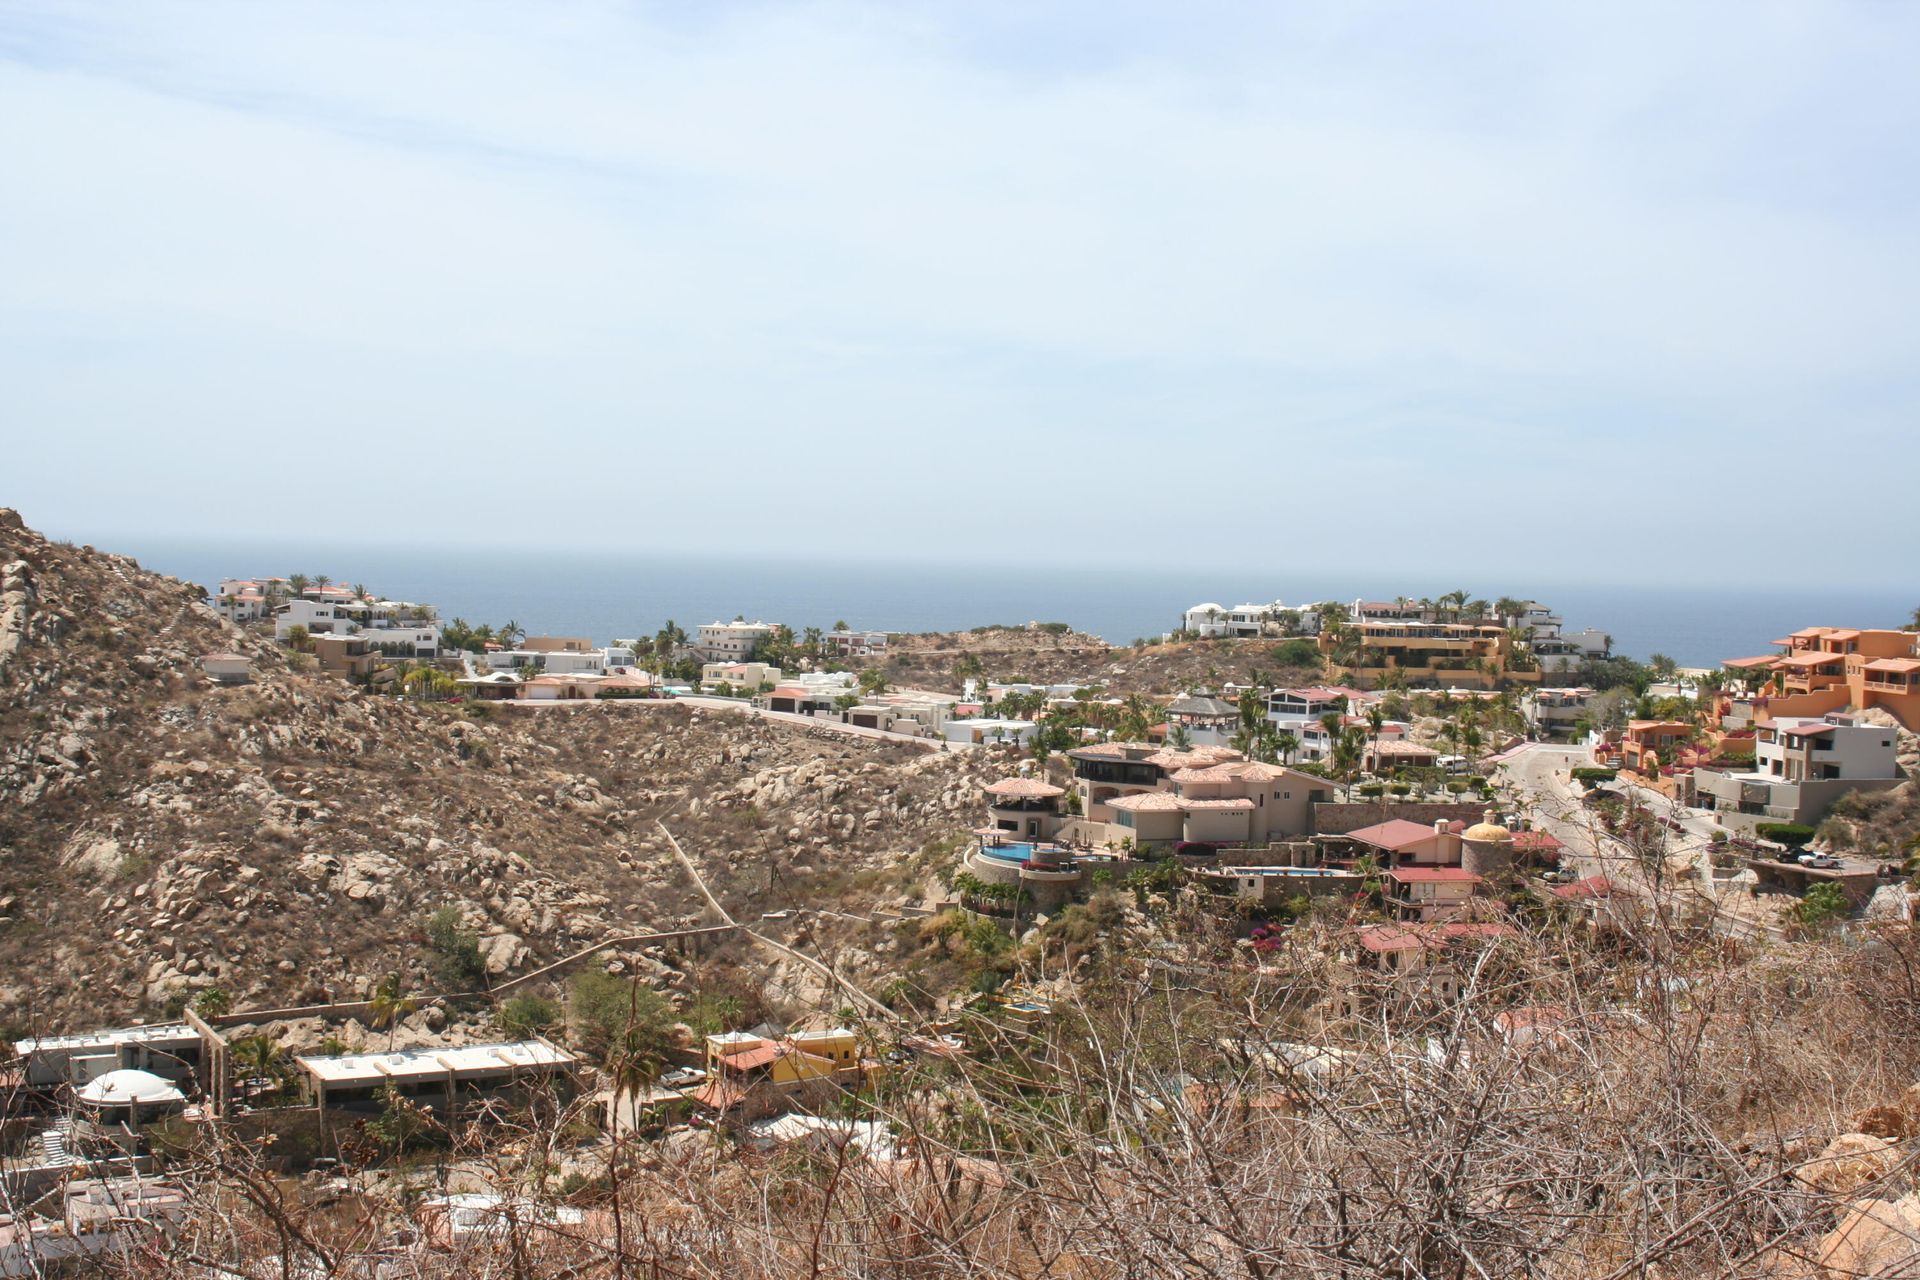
{"left": 425, "top": 907, "right": 487, "bottom": 989}
{"left": 1791, "top": 881, "right": 1851, "bottom": 930}
{"left": 1356, "top": 783, "right": 1385, "bottom": 798}
{"left": 497, "top": 993, "right": 562, "bottom": 1038}
{"left": 1756, "top": 822, "right": 1816, "bottom": 849}
{"left": 1571, "top": 767, "right": 1618, "bottom": 787}
{"left": 1271, "top": 638, "right": 1320, "bottom": 667}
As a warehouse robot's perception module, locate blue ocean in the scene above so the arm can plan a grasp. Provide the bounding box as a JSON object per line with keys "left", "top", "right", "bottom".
{"left": 106, "top": 536, "right": 1913, "bottom": 670}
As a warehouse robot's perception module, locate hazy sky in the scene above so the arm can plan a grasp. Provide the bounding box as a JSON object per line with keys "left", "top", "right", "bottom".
{"left": 3, "top": 2, "right": 1916, "bottom": 583}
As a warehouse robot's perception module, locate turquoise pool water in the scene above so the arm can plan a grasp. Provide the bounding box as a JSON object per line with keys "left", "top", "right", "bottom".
{"left": 979, "top": 842, "right": 1041, "bottom": 863}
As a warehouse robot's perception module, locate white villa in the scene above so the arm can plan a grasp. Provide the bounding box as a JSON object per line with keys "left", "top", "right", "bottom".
{"left": 695, "top": 620, "right": 781, "bottom": 662}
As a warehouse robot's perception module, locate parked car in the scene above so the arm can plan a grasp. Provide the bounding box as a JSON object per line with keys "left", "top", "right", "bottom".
{"left": 1803, "top": 855, "right": 1841, "bottom": 869}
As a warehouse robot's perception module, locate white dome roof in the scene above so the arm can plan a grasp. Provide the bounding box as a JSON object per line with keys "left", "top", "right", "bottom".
{"left": 1188, "top": 603, "right": 1227, "bottom": 614}
{"left": 77, "top": 1068, "right": 185, "bottom": 1106}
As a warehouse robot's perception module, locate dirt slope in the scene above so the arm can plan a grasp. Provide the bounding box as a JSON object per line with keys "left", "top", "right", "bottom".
{"left": 0, "top": 510, "right": 1001, "bottom": 1033}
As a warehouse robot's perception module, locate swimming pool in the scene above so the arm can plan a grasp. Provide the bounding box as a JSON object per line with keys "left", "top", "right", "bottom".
{"left": 978, "top": 842, "right": 1040, "bottom": 863}
{"left": 1230, "top": 866, "right": 1354, "bottom": 877}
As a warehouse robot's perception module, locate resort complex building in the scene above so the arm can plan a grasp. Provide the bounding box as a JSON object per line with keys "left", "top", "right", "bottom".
{"left": 1322, "top": 621, "right": 1538, "bottom": 690}
{"left": 1725, "top": 627, "right": 1920, "bottom": 731}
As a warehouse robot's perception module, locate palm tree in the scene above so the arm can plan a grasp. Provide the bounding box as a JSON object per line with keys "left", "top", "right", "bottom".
{"left": 314, "top": 575, "right": 332, "bottom": 590}
{"left": 1275, "top": 729, "right": 1300, "bottom": 765}
{"left": 287, "top": 574, "right": 311, "bottom": 596}
{"left": 229, "top": 1034, "right": 287, "bottom": 1097}
{"left": 368, "top": 973, "right": 418, "bottom": 1051}
{"left": 352, "top": 582, "right": 370, "bottom": 602}
{"left": 501, "top": 620, "right": 525, "bottom": 647}
{"left": 1365, "top": 704, "right": 1387, "bottom": 774}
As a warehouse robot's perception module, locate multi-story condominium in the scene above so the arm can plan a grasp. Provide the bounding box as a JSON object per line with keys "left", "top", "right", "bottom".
{"left": 823, "top": 628, "right": 888, "bottom": 658}
{"left": 1324, "top": 621, "right": 1536, "bottom": 690}
{"left": 274, "top": 598, "right": 346, "bottom": 639}
{"left": 1528, "top": 629, "right": 1612, "bottom": 672}
{"left": 358, "top": 626, "right": 439, "bottom": 659}
{"left": 700, "top": 661, "right": 782, "bottom": 689}
{"left": 1181, "top": 600, "right": 1322, "bottom": 638}
{"left": 1165, "top": 694, "right": 1240, "bottom": 747}
{"left": 1689, "top": 712, "right": 1903, "bottom": 828}
{"left": 213, "top": 583, "right": 271, "bottom": 624}
{"left": 1726, "top": 627, "right": 1920, "bottom": 731}
{"left": 1521, "top": 687, "right": 1597, "bottom": 738}
{"left": 1064, "top": 742, "right": 1332, "bottom": 848}
{"left": 695, "top": 620, "right": 780, "bottom": 662}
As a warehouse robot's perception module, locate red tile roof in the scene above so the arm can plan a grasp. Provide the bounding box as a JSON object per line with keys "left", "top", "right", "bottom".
{"left": 1343, "top": 819, "right": 1446, "bottom": 852}
{"left": 1552, "top": 876, "right": 1615, "bottom": 900}
{"left": 714, "top": 1043, "right": 780, "bottom": 1071}
{"left": 1353, "top": 922, "right": 1515, "bottom": 954}
{"left": 1510, "top": 830, "right": 1563, "bottom": 852}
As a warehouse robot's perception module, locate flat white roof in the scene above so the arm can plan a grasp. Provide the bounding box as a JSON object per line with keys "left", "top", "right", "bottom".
{"left": 15, "top": 1022, "right": 198, "bottom": 1055}
{"left": 295, "top": 1039, "right": 575, "bottom": 1086}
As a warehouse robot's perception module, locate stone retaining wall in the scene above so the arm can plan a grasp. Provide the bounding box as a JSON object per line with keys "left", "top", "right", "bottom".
{"left": 1310, "top": 801, "right": 1490, "bottom": 835}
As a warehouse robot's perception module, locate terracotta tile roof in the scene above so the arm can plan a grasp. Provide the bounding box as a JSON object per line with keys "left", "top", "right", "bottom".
{"left": 1510, "top": 830, "right": 1563, "bottom": 851}
{"left": 1143, "top": 746, "right": 1241, "bottom": 768}
{"left": 1180, "top": 797, "right": 1255, "bottom": 810}
{"left": 1343, "top": 819, "right": 1446, "bottom": 851}
{"left": 1776, "top": 652, "right": 1843, "bottom": 668}
{"left": 1387, "top": 867, "right": 1481, "bottom": 883}
{"left": 985, "top": 777, "right": 1065, "bottom": 798}
{"left": 1553, "top": 876, "right": 1615, "bottom": 900}
{"left": 1353, "top": 922, "right": 1515, "bottom": 954}
{"left": 1274, "top": 687, "right": 1349, "bottom": 702}
{"left": 1068, "top": 742, "right": 1143, "bottom": 760}
{"left": 1106, "top": 792, "right": 1185, "bottom": 812}
{"left": 715, "top": 1043, "right": 781, "bottom": 1071}
{"left": 1722, "top": 655, "right": 1779, "bottom": 669}
{"left": 1866, "top": 658, "right": 1920, "bottom": 673}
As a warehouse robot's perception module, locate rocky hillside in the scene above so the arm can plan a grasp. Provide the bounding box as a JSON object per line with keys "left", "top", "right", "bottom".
{"left": 867, "top": 628, "right": 1325, "bottom": 697}
{"left": 0, "top": 511, "right": 1005, "bottom": 1033}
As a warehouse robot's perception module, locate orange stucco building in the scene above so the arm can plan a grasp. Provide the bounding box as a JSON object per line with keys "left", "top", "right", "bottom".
{"left": 1725, "top": 627, "right": 1920, "bottom": 732}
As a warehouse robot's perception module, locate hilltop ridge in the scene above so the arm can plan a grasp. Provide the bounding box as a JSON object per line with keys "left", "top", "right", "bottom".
{"left": 0, "top": 511, "right": 997, "bottom": 1032}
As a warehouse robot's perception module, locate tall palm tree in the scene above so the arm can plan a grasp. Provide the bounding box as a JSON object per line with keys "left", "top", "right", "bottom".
{"left": 369, "top": 973, "right": 418, "bottom": 1051}
{"left": 1275, "top": 730, "right": 1300, "bottom": 765}
{"left": 288, "top": 574, "right": 311, "bottom": 595}
{"left": 1365, "top": 704, "right": 1387, "bottom": 775}
{"left": 315, "top": 575, "right": 332, "bottom": 590}
{"left": 501, "top": 620, "right": 524, "bottom": 647}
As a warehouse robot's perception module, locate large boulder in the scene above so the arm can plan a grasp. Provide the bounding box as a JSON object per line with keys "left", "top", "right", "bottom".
{"left": 1797, "top": 1133, "right": 1905, "bottom": 1198}
{"left": 1818, "top": 1194, "right": 1920, "bottom": 1277}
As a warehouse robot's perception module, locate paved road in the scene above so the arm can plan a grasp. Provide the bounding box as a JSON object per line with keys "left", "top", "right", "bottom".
{"left": 504, "top": 693, "right": 975, "bottom": 752}
{"left": 1499, "top": 743, "right": 1777, "bottom": 939}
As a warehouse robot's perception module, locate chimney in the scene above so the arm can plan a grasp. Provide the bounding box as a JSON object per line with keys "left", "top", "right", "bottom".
{"left": 1434, "top": 819, "right": 1447, "bottom": 834}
